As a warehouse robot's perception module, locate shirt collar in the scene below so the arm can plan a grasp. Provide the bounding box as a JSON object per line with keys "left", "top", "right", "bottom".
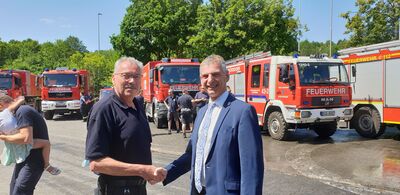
{"left": 111, "top": 91, "right": 136, "bottom": 109}
{"left": 208, "top": 91, "right": 229, "bottom": 108}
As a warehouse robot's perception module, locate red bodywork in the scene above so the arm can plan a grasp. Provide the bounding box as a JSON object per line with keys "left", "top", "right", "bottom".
{"left": 0, "top": 70, "right": 40, "bottom": 99}
{"left": 141, "top": 59, "right": 200, "bottom": 103}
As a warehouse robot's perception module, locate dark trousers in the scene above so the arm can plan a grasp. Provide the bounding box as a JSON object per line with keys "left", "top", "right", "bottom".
{"left": 10, "top": 149, "right": 44, "bottom": 195}
{"left": 96, "top": 176, "right": 147, "bottom": 195}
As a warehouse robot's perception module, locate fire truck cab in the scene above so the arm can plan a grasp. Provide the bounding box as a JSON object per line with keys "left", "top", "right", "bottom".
{"left": 142, "top": 58, "right": 200, "bottom": 128}
{"left": 226, "top": 52, "right": 353, "bottom": 140}
{"left": 40, "top": 67, "right": 91, "bottom": 120}
{"left": 0, "top": 70, "right": 41, "bottom": 110}
{"left": 339, "top": 40, "right": 400, "bottom": 138}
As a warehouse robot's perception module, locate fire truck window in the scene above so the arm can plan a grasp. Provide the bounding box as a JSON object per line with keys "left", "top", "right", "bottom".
{"left": 0, "top": 77, "right": 12, "bottom": 89}
{"left": 263, "top": 64, "right": 270, "bottom": 87}
{"left": 279, "top": 64, "right": 289, "bottom": 82}
{"left": 251, "top": 65, "right": 261, "bottom": 88}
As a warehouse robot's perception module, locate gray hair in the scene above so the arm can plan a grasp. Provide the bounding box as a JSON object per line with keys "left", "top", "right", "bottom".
{"left": 114, "top": 57, "right": 143, "bottom": 74}
{"left": 200, "top": 54, "right": 228, "bottom": 74}
{"left": 0, "top": 94, "right": 13, "bottom": 104}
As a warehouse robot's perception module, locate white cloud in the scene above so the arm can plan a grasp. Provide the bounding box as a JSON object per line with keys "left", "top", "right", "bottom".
{"left": 39, "top": 18, "right": 55, "bottom": 24}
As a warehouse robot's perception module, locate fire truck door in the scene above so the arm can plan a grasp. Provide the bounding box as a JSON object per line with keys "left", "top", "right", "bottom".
{"left": 247, "top": 64, "right": 265, "bottom": 115}
{"left": 276, "top": 64, "right": 296, "bottom": 105}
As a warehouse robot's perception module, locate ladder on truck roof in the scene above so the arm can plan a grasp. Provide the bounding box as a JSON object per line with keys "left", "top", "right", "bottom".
{"left": 225, "top": 51, "right": 271, "bottom": 65}
{"left": 339, "top": 40, "right": 400, "bottom": 55}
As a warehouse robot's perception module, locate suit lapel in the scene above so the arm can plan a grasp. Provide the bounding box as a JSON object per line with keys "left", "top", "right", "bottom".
{"left": 205, "top": 95, "right": 233, "bottom": 162}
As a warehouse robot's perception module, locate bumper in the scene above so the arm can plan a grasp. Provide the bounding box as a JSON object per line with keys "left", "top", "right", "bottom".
{"left": 286, "top": 107, "right": 353, "bottom": 124}
{"left": 41, "top": 100, "right": 81, "bottom": 111}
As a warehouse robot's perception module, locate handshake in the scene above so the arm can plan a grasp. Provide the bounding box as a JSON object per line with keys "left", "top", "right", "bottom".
{"left": 143, "top": 165, "right": 167, "bottom": 185}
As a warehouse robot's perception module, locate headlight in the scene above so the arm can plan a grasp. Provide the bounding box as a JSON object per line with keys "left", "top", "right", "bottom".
{"left": 301, "top": 111, "right": 312, "bottom": 118}
{"left": 343, "top": 109, "right": 352, "bottom": 115}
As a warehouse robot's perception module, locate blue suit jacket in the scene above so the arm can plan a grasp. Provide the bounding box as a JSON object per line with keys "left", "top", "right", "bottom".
{"left": 163, "top": 94, "right": 264, "bottom": 195}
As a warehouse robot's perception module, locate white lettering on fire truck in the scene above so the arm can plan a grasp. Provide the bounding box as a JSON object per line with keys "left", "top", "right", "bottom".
{"left": 306, "top": 88, "right": 346, "bottom": 95}
{"left": 228, "top": 66, "right": 241, "bottom": 73}
{"left": 170, "top": 85, "right": 199, "bottom": 91}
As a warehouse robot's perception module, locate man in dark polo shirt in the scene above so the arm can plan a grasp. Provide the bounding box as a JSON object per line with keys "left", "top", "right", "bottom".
{"left": 164, "top": 89, "right": 180, "bottom": 134}
{"left": 0, "top": 103, "right": 49, "bottom": 195}
{"left": 177, "top": 89, "right": 194, "bottom": 138}
{"left": 192, "top": 86, "right": 209, "bottom": 119}
{"left": 85, "top": 57, "right": 166, "bottom": 195}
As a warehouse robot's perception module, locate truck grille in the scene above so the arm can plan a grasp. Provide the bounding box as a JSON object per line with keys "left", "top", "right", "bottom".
{"left": 311, "top": 96, "right": 341, "bottom": 106}
{"left": 49, "top": 92, "right": 73, "bottom": 98}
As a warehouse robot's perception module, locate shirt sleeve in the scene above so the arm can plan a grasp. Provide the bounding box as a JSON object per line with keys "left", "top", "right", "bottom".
{"left": 85, "top": 106, "right": 114, "bottom": 160}
{"left": 16, "top": 107, "right": 33, "bottom": 129}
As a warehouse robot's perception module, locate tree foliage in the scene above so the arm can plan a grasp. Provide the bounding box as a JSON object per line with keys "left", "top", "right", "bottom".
{"left": 112, "top": 0, "right": 299, "bottom": 61}
{"left": 341, "top": 0, "right": 400, "bottom": 47}
{"left": 111, "top": 0, "right": 201, "bottom": 63}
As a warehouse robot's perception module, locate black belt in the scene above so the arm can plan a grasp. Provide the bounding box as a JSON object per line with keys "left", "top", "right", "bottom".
{"left": 99, "top": 177, "right": 146, "bottom": 187}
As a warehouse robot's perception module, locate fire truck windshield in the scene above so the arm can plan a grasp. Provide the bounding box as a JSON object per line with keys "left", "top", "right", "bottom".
{"left": 298, "top": 62, "right": 349, "bottom": 85}
{"left": 160, "top": 65, "right": 200, "bottom": 84}
{"left": 43, "top": 74, "right": 78, "bottom": 87}
{"left": 0, "top": 76, "right": 12, "bottom": 89}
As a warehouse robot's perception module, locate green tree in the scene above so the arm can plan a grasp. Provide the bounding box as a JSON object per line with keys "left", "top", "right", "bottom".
{"left": 189, "top": 0, "right": 298, "bottom": 59}
{"left": 65, "top": 36, "right": 88, "bottom": 53}
{"left": 69, "top": 50, "right": 120, "bottom": 93}
{"left": 111, "top": 0, "right": 201, "bottom": 63}
{"left": 341, "top": 0, "right": 400, "bottom": 47}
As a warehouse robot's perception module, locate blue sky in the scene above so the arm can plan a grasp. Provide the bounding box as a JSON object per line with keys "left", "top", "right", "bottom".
{"left": 0, "top": 0, "right": 356, "bottom": 52}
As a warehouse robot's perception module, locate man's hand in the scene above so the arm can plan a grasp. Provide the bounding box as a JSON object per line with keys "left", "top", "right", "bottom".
{"left": 147, "top": 167, "right": 167, "bottom": 185}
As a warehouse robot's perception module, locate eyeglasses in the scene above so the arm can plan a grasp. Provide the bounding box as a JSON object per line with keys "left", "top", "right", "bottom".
{"left": 115, "top": 72, "right": 141, "bottom": 80}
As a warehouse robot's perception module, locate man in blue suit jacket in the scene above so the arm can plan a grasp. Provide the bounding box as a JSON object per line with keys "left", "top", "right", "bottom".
{"left": 162, "top": 55, "right": 264, "bottom": 195}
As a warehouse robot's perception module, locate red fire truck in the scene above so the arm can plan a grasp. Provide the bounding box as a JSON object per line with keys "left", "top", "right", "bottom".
{"left": 0, "top": 70, "right": 41, "bottom": 110}
{"left": 226, "top": 52, "right": 353, "bottom": 140}
{"left": 339, "top": 40, "right": 400, "bottom": 138}
{"left": 142, "top": 58, "right": 200, "bottom": 128}
{"left": 40, "top": 67, "right": 91, "bottom": 120}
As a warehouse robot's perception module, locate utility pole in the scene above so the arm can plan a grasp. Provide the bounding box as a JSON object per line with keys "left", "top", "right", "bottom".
{"left": 298, "top": 0, "right": 301, "bottom": 54}
{"left": 329, "top": 0, "right": 333, "bottom": 57}
{"left": 98, "top": 13, "right": 102, "bottom": 51}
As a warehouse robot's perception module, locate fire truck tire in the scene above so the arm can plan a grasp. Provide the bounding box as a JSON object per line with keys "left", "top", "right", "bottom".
{"left": 313, "top": 122, "right": 337, "bottom": 138}
{"left": 44, "top": 111, "right": 54, "bottom": 120}
{"left": 352, "top": 108, "right": 385, "bottom": 138}
{"left": 267, "top": 111, "right": 289, "bottom": 140}
{"left": 154, "top": 112, "right": 162, "bottom": 128}
{"left": 397, "top": 125, "right": 400, "bottom": 131}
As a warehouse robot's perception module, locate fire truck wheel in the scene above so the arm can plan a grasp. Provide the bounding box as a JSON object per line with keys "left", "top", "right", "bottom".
{"left": 397, "top": 125, "right": 400, "bottom": 131}
{"left": 267, "top": 111, "right": 289, "bottom": 140}
{"left": 352, "top": 108, "right": 385, "bottom": 138}
{"left": 44, "top": 111, "right": 54, "bottom": 120}
{"left": 313, "top": 122, "right": 337, "bottom": 138}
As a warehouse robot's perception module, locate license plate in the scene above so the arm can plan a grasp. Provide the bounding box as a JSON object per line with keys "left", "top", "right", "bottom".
{"left": 56, "top": 102, "right": 65, "bottom": 106}
{"left": 321, "top": 110, "right": 335, "bottom": 116}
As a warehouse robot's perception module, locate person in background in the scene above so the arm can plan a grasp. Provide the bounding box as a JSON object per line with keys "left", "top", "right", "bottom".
{"left": 80, "top": 90, "right": 93, "bottom": 122}
{"left": 85, "top": 57, "right": 166, "bottom": 195}
{"left": 0, "top": 95, "right": 59, "bottom": 195}
{"left": 177, "top": 89, "right": 194, "bottom": 138}
{"left": 191, "top": 86, "right": 209, "bottom": 119}
{"left": 164, "top": 89, "right": 180, "bottom": 134}
{"left": 161, "top": 54, "right": 264, "bottom": 194}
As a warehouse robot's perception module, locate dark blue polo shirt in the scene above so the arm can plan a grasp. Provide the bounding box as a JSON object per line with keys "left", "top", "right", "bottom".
{"left": 165, "top": 96, "right": 178, "bottom": 113}
{"left": 16, "top": 105, "right": 49, "bottom": 140}
{"left": 194, "top": 91, "right": 209, "bottom": 108}
{"left": 85, "top": 92, "right": 152, "bottom": 179}
{"left": 177, "top": 94, "right": 193, "bottom": 109}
